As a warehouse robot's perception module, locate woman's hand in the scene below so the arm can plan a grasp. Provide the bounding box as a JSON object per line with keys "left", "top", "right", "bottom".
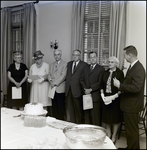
{"left": 104, "top": 96, "right": 112, "bottom": 105}
{"left": 38, "top": 78, "right": 44, "bottom": 83}
{"left": 15, "top": 82, "right": 21, "bottom": 88}
{"left": 101, "top": 93, "right": 105, "bottom": 102}
{"left": 27, "top": 78, "right": 32, "bottom": 83}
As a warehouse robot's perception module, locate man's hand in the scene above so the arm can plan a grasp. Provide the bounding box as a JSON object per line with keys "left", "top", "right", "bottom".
{"left": 50, "top": 80, "right": 56, "bottom": 88}
{"left": 113, "top": 77, "right": 120, "bottom": 88}
{"left": 84, "top": 88, "right": 92, "bottom": 95}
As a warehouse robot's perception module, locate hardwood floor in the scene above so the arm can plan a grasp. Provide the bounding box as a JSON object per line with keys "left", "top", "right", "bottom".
{"left": 115, "top": 131, "right": 146, "bottom": 149}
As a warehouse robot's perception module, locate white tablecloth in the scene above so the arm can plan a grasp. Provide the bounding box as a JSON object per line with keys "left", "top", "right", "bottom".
{"left": 1, "top": 107, "right": 116, "bottom": 149}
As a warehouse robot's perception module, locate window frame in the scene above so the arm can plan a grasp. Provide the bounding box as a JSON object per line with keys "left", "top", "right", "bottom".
{"left": 11, "top": 7, "right": 24, "bottom": 54}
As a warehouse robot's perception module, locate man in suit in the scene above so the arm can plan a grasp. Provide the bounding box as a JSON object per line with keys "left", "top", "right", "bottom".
{"left": 48, "top": 49, "right": 67, "bottom": 120}
{"left": 65, "top": 49, "right": 87, "bottom": 124}
{"left": 81, "top": 51, "right": 105, "bottom": 126}
{"left": 113, "top": 45, "right": 145, "bottom": 149}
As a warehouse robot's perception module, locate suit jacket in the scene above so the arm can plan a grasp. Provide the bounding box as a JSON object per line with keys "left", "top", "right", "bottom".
{"left": 119, "top": 61, "right": 145, "bottom": 113}
{"left": 65, "top": 60, "right": 88, "bottom": 98}
{"left": 81, "top": 64, "right": 105, "bottom": 102}
{"left": 48, "top": 60, "right": 67, "bottom": 93}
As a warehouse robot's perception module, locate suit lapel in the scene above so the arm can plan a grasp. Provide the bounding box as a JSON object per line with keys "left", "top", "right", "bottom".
{"left": 72, "top": 61, "right": 81, "bottom": 75}
{"left": 57, "top": 60, "right": 62, "bottom": 69}
{"left": 90, "top": 63, "right": 97, "bottom": 74}
{"left": 69, "top": 61, "right": 73, "bottom": 75}
{"left": 126, "top": 61, "right": 139, "bottom": 76}
{"left": 53, "top": 60, "right": 62, "bottom": 73}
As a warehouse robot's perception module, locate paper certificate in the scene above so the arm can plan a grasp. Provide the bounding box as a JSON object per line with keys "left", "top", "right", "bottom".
{"left": 12, "top": 87, "right": 22, "bottom": 99}
{"left": 48, "top": 86, "right": 56, "bottom": 99}
{"left": 83, "top": 94, "right": 93, "bottom": 110}
{"left": 28, "top": 75, "right": 40, "bottom": 80}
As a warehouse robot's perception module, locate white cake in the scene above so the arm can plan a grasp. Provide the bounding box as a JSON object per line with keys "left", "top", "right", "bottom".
{"left": 24, "top": 102, "right": 44, "bottom": 115}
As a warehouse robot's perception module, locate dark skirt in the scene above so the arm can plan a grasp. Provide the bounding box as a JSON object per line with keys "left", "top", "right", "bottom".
{"left": 102, "top": 93, "right": 123, "bottom": 124}
{"left": 7, "top": 81, "right": 28, "bottom": 108}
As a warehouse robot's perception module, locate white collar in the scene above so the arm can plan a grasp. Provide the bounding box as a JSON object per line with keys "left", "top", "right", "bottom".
{"left": 109, "top": 68, "right": 116, "bottom": 73}
{"left": 73, "top": 60, "right": 80, "bottom": 66}
{"left": 130, "top": 59, "right": 138, "bottom": 68}
{"left": 56, "top": 60, "right": 61, "bottom": 65}
{"left": 91, "top": 63, "right": 97, "bottom": 69}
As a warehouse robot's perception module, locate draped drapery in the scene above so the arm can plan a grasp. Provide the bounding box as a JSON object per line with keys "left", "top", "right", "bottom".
{"left": 23, "top": 2, "right": 36, "bottom": 68}
{"left": 109, "top": 1, "right": 126, "bottom": 69}
{"left": 1, "top": 7, "right": 12, "bottom": 95}
{"left": 71, "top": 1, "right": 86, "bottom": 60}
{"left": 1, "top": 2, "right": 36, "bottom": 98}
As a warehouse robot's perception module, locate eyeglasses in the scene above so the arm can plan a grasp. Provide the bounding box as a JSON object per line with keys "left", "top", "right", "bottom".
{"left": 15, "top": 57, "right": 22, "bottom": 59}
{"left": 72, "top": 54, "right": 80, "bottom": 56}
{"left": 109, "top": 61, "right": 114, "bottom": 63}
{"left": 54, "top": 54, "right": 61, "bottom": 56}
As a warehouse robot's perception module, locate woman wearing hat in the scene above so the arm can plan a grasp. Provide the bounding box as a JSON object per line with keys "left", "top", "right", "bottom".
{"left": 28, "top": 50, "right": 51, "bottom": 112}
{"left": 7, "top": 51, "right": 28, "bottom": 110}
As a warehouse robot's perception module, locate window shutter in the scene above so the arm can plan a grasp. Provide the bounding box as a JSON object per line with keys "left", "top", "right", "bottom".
{"left": 83, "top": 1, "right": 110, "bottom": 66}
{"left": 83, "top": 1, "right": 100, "bottom": 63}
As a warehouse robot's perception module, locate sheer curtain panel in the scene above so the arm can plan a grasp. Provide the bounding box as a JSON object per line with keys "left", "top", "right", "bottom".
{"left": 109, "top": 1, "right": 127, "bottom": 69}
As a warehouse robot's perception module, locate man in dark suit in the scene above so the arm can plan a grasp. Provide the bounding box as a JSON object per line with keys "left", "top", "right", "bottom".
{"left": 81, "top": 51, "right": 105, "bottom": 126}
{"left": 113, "top": 45, "right": 145, "bottom": 149}
{"left": 65, "top": 49, "right": 87, "bottom": 124}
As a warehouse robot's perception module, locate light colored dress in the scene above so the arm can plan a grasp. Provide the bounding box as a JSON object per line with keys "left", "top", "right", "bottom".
{"left": 29, "top": 62, "right": 52, "bottom": 106}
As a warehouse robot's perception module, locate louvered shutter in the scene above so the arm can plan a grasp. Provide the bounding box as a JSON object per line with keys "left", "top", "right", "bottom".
{"left": 83, "top": 1, "right": 110, "bottom": 66}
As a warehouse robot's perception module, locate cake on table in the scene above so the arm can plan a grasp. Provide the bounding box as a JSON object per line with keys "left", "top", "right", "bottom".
{"left": 23, "top": 102, "right": 47, "bottom": 127}
{"left": 24, "top": 102, "right": 44, "bottom": 115}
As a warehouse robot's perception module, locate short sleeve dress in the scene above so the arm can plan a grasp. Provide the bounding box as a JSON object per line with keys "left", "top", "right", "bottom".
{"left": 7, "top": 63, "right": 28, "bottom": 108}
{"left": 29, "top": 62, "right": 51, "bottom": 106}
{"left": 101, "top": 68, "right": 124, "bottom": 124}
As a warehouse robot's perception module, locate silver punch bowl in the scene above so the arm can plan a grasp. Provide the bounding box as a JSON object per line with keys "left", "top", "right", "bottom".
{"left": 63, "top": 124, "right": 107, "bottom": 149}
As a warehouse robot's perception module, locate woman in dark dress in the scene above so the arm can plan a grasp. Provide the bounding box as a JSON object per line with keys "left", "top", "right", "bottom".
{"left": 100, "top": 56, "right": 124, "bottom": 144}
{"left": 7, "top": 51, "right": 28, "bottom": 110}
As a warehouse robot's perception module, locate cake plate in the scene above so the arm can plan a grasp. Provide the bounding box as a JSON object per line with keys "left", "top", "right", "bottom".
{"left": 21, "top": 110, "right": 47, "bottom": 116}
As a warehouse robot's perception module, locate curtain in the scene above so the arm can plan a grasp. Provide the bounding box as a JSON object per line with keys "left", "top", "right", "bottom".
{"left": 1, "top": 7, "right": 12, "bottom": 95}
{"left": 109, "top": 1, "right": 126, "bottom": 69}
{"left": 71, "top": 1, "right": 86, "bottom": 60}
{"left": 1, "top": 2, "right": 36, "bottom": 99}
{"left": 23, "top": 2, "right": 36, "bottom": 68}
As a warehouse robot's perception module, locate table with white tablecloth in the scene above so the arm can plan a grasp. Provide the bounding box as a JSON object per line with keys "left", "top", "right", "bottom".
{"left": 1, "top": 107, "right": 116, "bottom": 149}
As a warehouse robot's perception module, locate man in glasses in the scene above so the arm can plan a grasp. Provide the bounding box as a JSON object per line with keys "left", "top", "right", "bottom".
{"left": 65, "top": 49, "right": 88, "bottom": 124}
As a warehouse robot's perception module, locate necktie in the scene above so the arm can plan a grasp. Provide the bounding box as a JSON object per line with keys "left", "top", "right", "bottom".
{"left": 73, "top": 62, "right": 76, "bottom": 73}
{"left": 126, "top": 65, "right": 131, "bottom": 76}
{"left": 90, "top": 65, "right": 93, "bottom": 71}
{"left": 55, "top": 61, "right": 58, "bottom": 69}
{"left": 106, "top": 70, "right": 113, "bottom": 93}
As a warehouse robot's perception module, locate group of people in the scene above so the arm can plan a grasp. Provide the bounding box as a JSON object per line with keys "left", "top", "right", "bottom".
{"left": 7, "top": 45, "right": 145, "bottom": 149}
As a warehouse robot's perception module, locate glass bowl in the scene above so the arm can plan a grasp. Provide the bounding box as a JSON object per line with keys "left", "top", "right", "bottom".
{"left": 63, "top": 124, "right": 107, "bottom": 149}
